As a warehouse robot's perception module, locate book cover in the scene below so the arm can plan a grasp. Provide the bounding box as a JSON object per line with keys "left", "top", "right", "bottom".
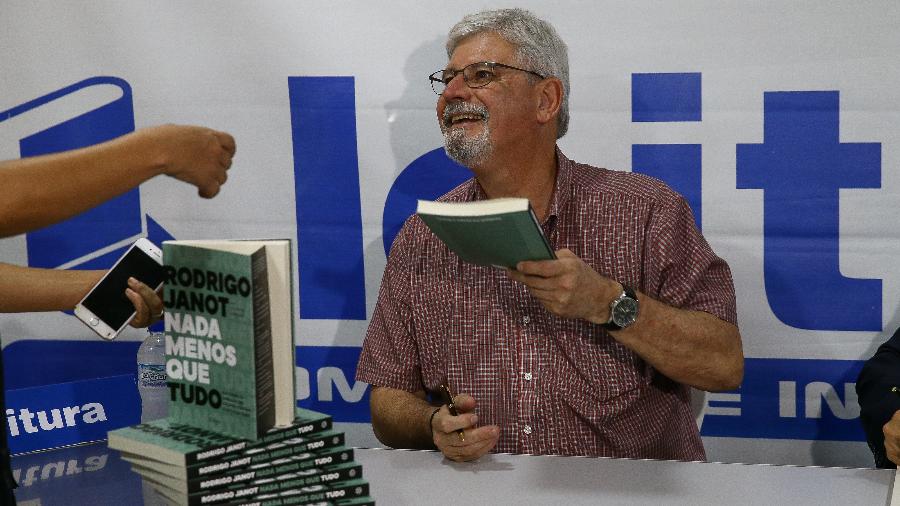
{"left": 150, "top": 462, "right": 362, "bottom": 506}
{"left": 416, "top": 198, "right": 555, "bottom": 268}
{"left": 107, "top": 407, "right": 332, "bottom": 468}
{"left": 161, "top": 239, "right": 295, "bottom": 440}
{"left": 121, "top": 431, "right": 346, "bottom": 481}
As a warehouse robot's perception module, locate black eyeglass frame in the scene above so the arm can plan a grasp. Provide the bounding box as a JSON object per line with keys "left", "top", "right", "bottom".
{"left": 428, "top": 61, "right": 546, "bottom": 95}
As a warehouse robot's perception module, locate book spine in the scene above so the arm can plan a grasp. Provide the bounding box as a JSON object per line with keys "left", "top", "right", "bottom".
{"left": 250, "top": 248, "right": 275, "bottom": 438}
{"left": 189, "top": 463, "right": 362, "bottom": 505}
{"left": 327, "top": 499, "right": 376, "bottom": 506}
{"left": 325, "top": 499, "right": 376, "bottom": 506}
{"left": 335, "top": 499, "right": 376, "bottom": 506}
{"left": 189, "top": 431, "right": 346, "bottom": 480}
{"left": 187, "top": 447, "right": 354, "bottom": 494}
{"left": 184, "top": 413, "right": 333, "bottom": 466}
{"left": 528, "top": 207, "right": 556, "bottom": 259}
{"left": 233, "top": 480, "right": 370, "bottom": 506}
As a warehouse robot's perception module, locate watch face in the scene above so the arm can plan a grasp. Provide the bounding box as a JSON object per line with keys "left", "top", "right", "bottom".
{"left": 612, "top": 297, "right": 639, "bottom": 327}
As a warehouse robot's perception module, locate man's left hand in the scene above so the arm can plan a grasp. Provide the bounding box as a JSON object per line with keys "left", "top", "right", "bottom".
{"left": 507, "top": 248, "right": 617, "bottom": 324}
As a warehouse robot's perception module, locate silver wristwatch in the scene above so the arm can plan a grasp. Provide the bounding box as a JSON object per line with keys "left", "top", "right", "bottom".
{"left": 602, "top": 284, "right": 639, "bottom": 331}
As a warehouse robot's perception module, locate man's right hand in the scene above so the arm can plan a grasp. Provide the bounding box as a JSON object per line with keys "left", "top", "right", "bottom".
{"left": 431, "top": 393, "right": 500, "bottom": 462}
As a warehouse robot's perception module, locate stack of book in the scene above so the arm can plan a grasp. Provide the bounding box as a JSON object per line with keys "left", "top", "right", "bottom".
{"left": 109, "top": 407, "right": 372, "bottom": 505}
{"left": 106, "top": 240, "right": 374, "bottom": 505}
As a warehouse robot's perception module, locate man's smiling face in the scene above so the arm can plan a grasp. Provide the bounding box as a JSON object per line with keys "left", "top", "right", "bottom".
{"left": 437, "top": 32, "right": 540, "bottom": 168}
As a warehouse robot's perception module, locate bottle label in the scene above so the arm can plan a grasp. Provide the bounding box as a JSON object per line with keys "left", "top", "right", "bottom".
{"left": 138, "top": 363, "right": 167, "bottom": 388}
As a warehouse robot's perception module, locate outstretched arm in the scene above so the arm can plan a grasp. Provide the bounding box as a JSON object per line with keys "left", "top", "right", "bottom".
{"left": 0, "top": 263, "right": 163, "bottom": 327}
{"left": 0, "top": 124, "right": 235, "bottom": 238}
{"left": 0, "top": 263, "right": 102, "bottom": 313}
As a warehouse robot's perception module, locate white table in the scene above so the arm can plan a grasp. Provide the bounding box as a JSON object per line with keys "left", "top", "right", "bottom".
{"left": 355, "top": 447, "right": 894, "bottom": 505}
{"left": 10, "top": 444, "right": 895, "bottom": 505}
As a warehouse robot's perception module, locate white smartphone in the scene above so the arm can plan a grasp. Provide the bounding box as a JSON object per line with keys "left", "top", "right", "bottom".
{"left": 74, "top": 238, "right": 165, "bottom": 340}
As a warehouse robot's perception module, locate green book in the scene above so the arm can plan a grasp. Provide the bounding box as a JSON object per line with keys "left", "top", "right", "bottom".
{"left": 107, "top": 407, "right": 331, "bottom": 468}
{"left": 188, "top": 446, "right": 353, "bottom": 494}
{"left": 134, "top": 446, "right": 355, "bottom": 492}
{"left": 274, "top": 498, "right": 374, "bottom": 506}
{"left": 121, "top": 431, "right": 347, "bottom": 481}
{"left": 153, "top": 478, "right": 370, "bottom": 506}
{"left": 138, "top": 458, "right": 359, "bottom": 496}
{"left": 312, "top": 499, "right": 375, "bottom": 506}
{"left": 150, "top": 462, "right": 363, "bottom": 506}
{"left": 161, "top": 239, "right": 295, "bottom": 440}
{"left": 225, "top": 498, "right": 374, "bottom": 506}
{"left": 416, "top": 198, "right": 555, "bottom": 268}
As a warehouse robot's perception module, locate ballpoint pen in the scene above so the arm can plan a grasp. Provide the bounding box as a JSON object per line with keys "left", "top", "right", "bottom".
{"left": 438, "top": 383, "right": 466, "bottom": 442}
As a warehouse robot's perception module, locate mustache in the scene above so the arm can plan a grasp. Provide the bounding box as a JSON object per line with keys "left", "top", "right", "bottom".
{"left": 442, "top": 102, "right": 489, "bottom": 128}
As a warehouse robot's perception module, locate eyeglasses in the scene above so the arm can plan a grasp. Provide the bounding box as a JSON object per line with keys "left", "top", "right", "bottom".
{"left": 428, "top": 61, "right": 545, "bottom": 95}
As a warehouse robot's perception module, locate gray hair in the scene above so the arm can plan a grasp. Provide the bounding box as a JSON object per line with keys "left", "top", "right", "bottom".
{"left": 446, "top": 8, "right": 570, "bottom": 139}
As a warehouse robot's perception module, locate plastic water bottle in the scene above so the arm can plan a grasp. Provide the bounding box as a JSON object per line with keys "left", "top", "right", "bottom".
{"left": 137, "top": 331, "right": 168, "bottom": 422}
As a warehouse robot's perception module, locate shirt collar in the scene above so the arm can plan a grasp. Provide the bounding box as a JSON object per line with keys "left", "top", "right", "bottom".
{"left": 468, "top": 146, "right": 572, "bottom": 225}
{"left": 548, "top": 146, "right": 573, "bottom": 224}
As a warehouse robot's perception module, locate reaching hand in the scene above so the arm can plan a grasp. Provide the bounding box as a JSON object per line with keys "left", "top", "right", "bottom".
{"left": 136, "top": 124, "right": 236, "bottom": 198}
{"left": 430, "top": 393, "right": 500, "bottom": 462}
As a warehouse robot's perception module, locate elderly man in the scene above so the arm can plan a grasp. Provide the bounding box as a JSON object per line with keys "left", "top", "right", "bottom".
{"left": 357, "top": 8, "right": 743, "bottom": 462}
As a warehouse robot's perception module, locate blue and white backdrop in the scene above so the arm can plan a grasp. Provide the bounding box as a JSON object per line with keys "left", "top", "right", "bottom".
{"left": 2, "top": 1, "right": 899, "bottom": 467}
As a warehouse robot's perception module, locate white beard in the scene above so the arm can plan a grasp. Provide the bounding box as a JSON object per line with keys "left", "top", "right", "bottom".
{"left": 442, "top": 123, "right": 492, "bottom": 167}
{"left": 440, "top": 102, "right": 493, "bottom": 167}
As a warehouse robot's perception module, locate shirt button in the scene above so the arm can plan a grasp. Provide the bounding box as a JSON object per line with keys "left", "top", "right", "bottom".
{"left": 524, "top": 372, "right": 533, "bottom": 381}
{"left": 523, "top": 425, "right": 533, "bottom": 435}
{"left": 523, "top": 315, "right": 530, "bottom": 324}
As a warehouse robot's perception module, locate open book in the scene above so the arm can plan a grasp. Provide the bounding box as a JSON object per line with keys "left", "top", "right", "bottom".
{"left": 416, "top": 197, "right": 556, "bottom": 268}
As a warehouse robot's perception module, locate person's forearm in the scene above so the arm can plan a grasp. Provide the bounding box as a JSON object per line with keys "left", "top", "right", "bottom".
{"left": 612, "top": 292, "right": 744, "bottom": 392}
{"left": 0, "top": 263, "right": 103, "bottom": 312}
{"left": 369, "top": 386, "right": 437, "bottom": 450}
{"left": 0, "top": 133, "right": 163, "bottom": 238}
{"left": 509, "top": 250, "right": 743, "bottom": 392}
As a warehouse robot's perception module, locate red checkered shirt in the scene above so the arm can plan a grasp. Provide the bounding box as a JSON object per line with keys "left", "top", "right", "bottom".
{"left": 357, "top": 148, "right": 737, "bottom": 461}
